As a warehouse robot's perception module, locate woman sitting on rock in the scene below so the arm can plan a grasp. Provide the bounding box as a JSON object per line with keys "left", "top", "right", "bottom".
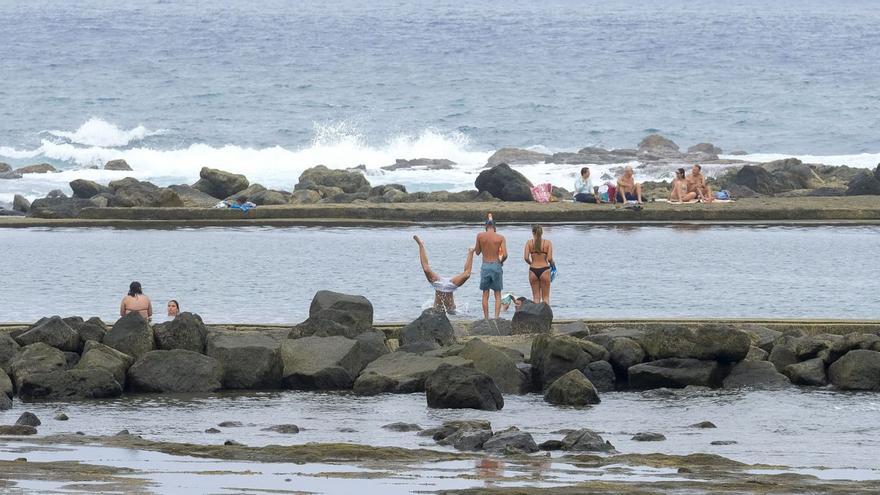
{"left": 120, "top": 281, "right": 153, "bottom": 321}
{"left": 668, "top": 168, "right": 697, "bottom": 203}
{"left": 523, "top": 225, "right": 554, "bottom": 305}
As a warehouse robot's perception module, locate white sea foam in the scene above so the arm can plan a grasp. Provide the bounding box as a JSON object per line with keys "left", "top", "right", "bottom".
{"left": 721, "top": 152, "right": 880, "bottom": 169}
{"left": 44, "top": 117, "right": 165, "bottom": 147}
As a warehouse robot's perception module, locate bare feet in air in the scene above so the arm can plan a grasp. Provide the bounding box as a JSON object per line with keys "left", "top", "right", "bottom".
{"left": 413, "top": 235, "right": 423, "bottom": 245}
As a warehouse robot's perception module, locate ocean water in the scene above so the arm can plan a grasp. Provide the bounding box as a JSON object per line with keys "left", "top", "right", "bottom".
{"left": 1, "top": 0, "right": 880, "bottom": 203}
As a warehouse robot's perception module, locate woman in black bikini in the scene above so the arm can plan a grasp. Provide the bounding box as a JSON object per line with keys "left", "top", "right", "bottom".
{"left": 523, "top": 224, "right": 554, "bottom": 305}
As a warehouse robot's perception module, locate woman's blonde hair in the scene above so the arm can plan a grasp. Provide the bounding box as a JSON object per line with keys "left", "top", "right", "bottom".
{"left": 532, "top": 224, "right": 544, "bottom": 254}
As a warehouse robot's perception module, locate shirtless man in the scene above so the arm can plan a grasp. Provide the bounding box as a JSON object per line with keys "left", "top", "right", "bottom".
{"left": 414, "top": 235, "right": 474, "bottom": 314}
{"left": 474, "top": 214, "right": 508, "bottom": 320}
{"left": 686, "top": 164, "right": 713, "bottom": 202}
{"left": 616, "top": 166, "right": 644, "bottom": 204}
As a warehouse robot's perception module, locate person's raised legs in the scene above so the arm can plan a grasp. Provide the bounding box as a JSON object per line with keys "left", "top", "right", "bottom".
{"left": 450, "top": 248, "right": 475, "bottom": 287}
{"left": 414, "top": 235, "right": 437, "bottom": 282}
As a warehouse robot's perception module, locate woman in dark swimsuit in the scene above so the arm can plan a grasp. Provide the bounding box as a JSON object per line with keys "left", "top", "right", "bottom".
{"left": 523, "top": 225, "right": 554, "bottom": 305}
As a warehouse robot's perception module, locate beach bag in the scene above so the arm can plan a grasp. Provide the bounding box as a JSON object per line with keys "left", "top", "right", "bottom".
{"left": 607, "top": 184, "right": 617, "bottom": 202}
{"left": 715, "top": 190, "right": 730, "bottom": 200}
{"left": 530, "top": 183, "right": 553, "bottom": 203}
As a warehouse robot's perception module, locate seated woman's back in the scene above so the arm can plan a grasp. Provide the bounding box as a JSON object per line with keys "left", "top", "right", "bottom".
{"left": 121, "top": 281, "right": 153, "bottom": 320}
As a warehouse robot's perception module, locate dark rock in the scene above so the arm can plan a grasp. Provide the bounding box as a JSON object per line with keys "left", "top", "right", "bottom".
{"left": 0, "top": 162, "right": 9, "bottom": 173}
{"left": 711, "top": 440, "right": 738, "bottom": 446}
{"left": 734, "top": 165, "right": 790, "bottom": 195}
{"left": 687, "top": 143, "right": 722, "bottom": 155}
{"left": 425, "top": 364, "right": 504, "bottom": 411}
{"left": 63, "top": 351, "right": 80, "bottom": 367}
{"left": 0, "top": 425, "right": 36, "bottom": 435}
{"left": 353, "top": 352, "right": 470, "bottom": 395}
{"left": 632, "top": 432, "right": 666, "bottom": 442}
{"left": 206, "top": 330, "right": 283, "bottom": 389}
{"left": 249, "top": 189, "right": 290, "bottom": 205}
{"left": 432, "top": 420, "right": 493, "bottom": 451}
{"left": 104, "top": 313, "right": 154, "bottom": 359}
{"left": 29, "top": 196, "right": 95, "bottom": 218}
{"left": 70, "top": 179, "right": 110, "bottom": 199}
{"left": 638, "top": 325, "right": 750, "bottom": 362}
{"left": 690, "top": 421, "right": 717, "bottom": 429}
{"left": 108, "top": 177, "right": 182, "bottom": 207}
{"left": 297, "top": 165, "right": 369, "bottom": 194}
{"left": 459, "top": 338, "right": 529, "bottom": 394}
{"left": 828, "top": 350, "right": 880, "bottom": 390}
{"left": 104, "top": 159, "right": 132, "bottom": 171}
{"left": 561, "top": 429, "right": 615, "bottom": 452}
{"left": 77, "top": 317, "right": 107, "bottom": 344}
{"left": 10, "top": 343, "right": 67, "bottom": 389}
{"left": 530, "top": 334, "right": 609, "bottom": 389}
{"left": 14, "top": 316, "right": 80, "bottom": 352}
{"left": 581, "top": 360, "right": 616, "bottom": 392}
{"left": 474, "top": 163, "right": 533, "bottom": 201}
{"left": 486, "top": 148, "right": 550, "bottom": 167}
{"left": 638, "top": 134, "right": 680, "bottom": 156}
{"left": 399, "top": 308, "right": 455, "bottom": 352}
{"left": 784, "top": 358, "right": 827, "bottom": 386}
{"left": 482, "top": 427, "right": 539, "bottom": 454}
{"left": 544, "top": 369, "right": 600, "bottom": 406}
{"left": 294, "top": 291, "right": 374, "bottom": 339}
{"left": 218, "top": 421, "right": 243, "bottom": 427}
{"left": 629, "top": 358, "right": 727, "bottom": 389}
{"left": 290, "top": 189, "right": 321, "bottom": 204}
{"left": 0, "top": 333, "right": 20, "bottom": 373}
{"left": 511, "top": 301, "right": 553, "bottom": 335}
{"left": 15, "top": 163, "right": 57, "bottom": 174}
{"left": 192, "top": 167, "right": 250, "bottom": 198}
{"left": 722, "top": 360, "right": 790, "bottom": 389}
{"left": 153, "top": 312, "right": 207, "bottom": 352}
{"left": 0, "top": 369, "right": 11, "bottom": 398}
{"left": 18, "top": 368, "right": 122, "bottom": 400}
{"left": 538, "top": 439, "right": 564, "bottom": 451}
{"left": 12, "top": 194, "right": 30, "bottom": 213}
{"left": 468, "top": 319, "right": 512, "bottom": 336}
{"left": 224, "top": 440, "right": 243, "bottom": 446}
{"left": 167, "top": 184, "right": 221, "bottom": 207}
{"left": 382, "top": 422, "right": 422, "bottom": 432}
{"left": 0, "top": 171, "right": 23, "bottom": 180}
{"left": 382, "top": 158, "right": 455, "bottom": 171}
{"left": 262, "top": 424, "right": 300, "bottom": 434}
{"left": 76, "top": 340, "right": 135, "bottom": 387}
{"left": 768, "top": 336, "right": 800, "bottom": 372}
{"left": 205, "top": 428, "right": 221, "bottom": 433}
{"left": 740, "top": 325, "right": 783, "bottom": 352}
{"left": 54, "top": 412, "right": 69, "bottom": 421}
{"left": 608, "top": 337, "right": 645, "bottom": 374}
{"left": 745, "top": 346, "right": 769, "bottom": 361}
{"left": 280, "top": 336, "right": 362, "bottom": 389}
{"left": 16, "top": 412, "right": 41, "bottom": 426}
{"left": 845, "top": 165, "right": 880, "bottom": 195}
{"left": 128, "top": 350, "right": 223, "bottom": 393}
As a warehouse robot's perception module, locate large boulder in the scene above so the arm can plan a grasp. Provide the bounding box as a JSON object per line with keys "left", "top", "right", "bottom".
{"left": 581, "top": 360, "right": 616, "bottom": 392}
{"left": 544, "top": 369, "right": 600, "bottom": 406}
{"left": 722, "top": 360, "right": 790, "bottom": 389}
{"left": 70, "top": 179, "right": 110, "bottom": 199}
{"left": 104, "top": 159, "right": 132, "bottom": 171}
{"left": 353, "top": 352, "right": 470, "bottom": 396}
{"left": 629, "top": 358, "right": 728, "bottom": 389}
{"left": 0, "top": 333, "right": 21, "bottom": 373}
{"left": 784, "top": 358, "right": 827, "bottom": 386}
{"left": 608, "top": 337, "right": 646, "bottom": 374}
{"left": 15, "top": 316, "right": 81, "bottom": 352}
{"left": 167, "top": 184, "right": 221, "bottom": 207}
{"left": 75, "top": 340, "right": 135, "bottom": 387}
{"left": 482, "top": 427, "right": 539, "bottom": 454}
{"left": 828, "top": 350, "right": 880, "bottom": 390}
{"left": 12, "top": 194, "right": 30, "bottom": 213}
{"left": 468, "top": 318, "right": 512, "bottom": 336}
{"left": 845, "top": 165, "right": 880, "bottom": 196}
{"left": 297, "top": 165, "right": 369, "bottom": 194}
{"left": 108, "top": 177, "right": 183, "bottom": 207}
{"left": 294, "top": 291, "right": 374, "bottom": 339}
{"left": 474, "top": 163, "right": 533, "bottom": 201}
{"left": 10, "top": 343, "right": 67, "bottom": 389}
{"left": 399, "top": 308, "right": 455, "bottom": 352}
{"left": 486, "top": 148, "right": 550, "bottom": 167}
{"left": 77, "top": 317, "right": 107, "bottom": 344}
{"left": 15, "top": 163, "right": 57, "bottom": 174}
{"left": 561, "top": 429, "right": 615, "bottom": 452}
{"left": 511, "top": 301, "right": 553, "bottom": 335}
{"left": 128, "top": 350, "right": 223, "bottom": 393}
{"left": 530, "top": 334, "right": 609, "bottom": 389}
{"left": 280, "top": 336, "right": 360, "bottom": 389}
{"left": 152, "top": 313, "right": 207, "bottom": 352}
{"left": 425, "top": 364, "right": 504, "bottom": 411}
{"left": 637, "top": 326, "right": 750, "bottom": 362}
{"left": 460, "top": 338, "right": 529, "bottom": 394}
{"left": 739, "top": 325, "right": 782, "bottom": 352}
{"left": 638, "top": 134, "right": 680, "bottom": 156}
{"left": 430, "top": 420, "right": 493, "bottom": 451}
{"left": 18, "top": 368, "right": 122, "bottom": 400}
{"left": 192, "top": 167, "right": 249, "bottom": 198}
{"left": 1, "top": 368, "right": 12, "bottom": 398}
{"left": 205, "top": 331, "right": 283, "bottom": 389}
{"left": 734, "top": 165, "right": 792, "bottom": 195}
{"left": 104, "top": 313, "right": 154, "bottom": 359}
{"left": 28, "top": 196, "right": 95, "bottom": 218}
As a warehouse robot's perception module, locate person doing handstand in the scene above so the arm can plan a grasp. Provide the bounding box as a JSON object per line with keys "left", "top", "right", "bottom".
{"left": 414, "top": 235, "right": 474, "bottom": 314}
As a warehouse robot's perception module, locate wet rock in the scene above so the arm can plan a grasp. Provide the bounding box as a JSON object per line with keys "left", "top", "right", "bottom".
{"left": 104, "top": 159, "right": 132, "bottom": 171}
{"left": 530, "top": 334, "right": 609, "bottom": 389}
{"left": 262, "top": 424, "right": 300, "bottom": 434}
{"left": 432, "top": 420, "right": 493, "bottom": 451}
{"left": 16, "top": 412, "right": 41, "bottom": 426}
{"left": 581, "top": 360, "right": 615, "bottom": 392}
{"left": 205, "top": 428, "right": 221, "bottom": 433}
{"left": 218, "top": 421, "right": 243, "bottom": 427}
{"left": 225, "top": 183, "right": 267, "bottom": 202}
{"left": 638, "top": 134, "right": 680, "bottom": 157}
{"left": 690, "top": 421, "right": 717, "bottom": 429}
{"left": 192, "top": 167, "right": 250, "bottom": 198}
{"left": 711, "top": 440, "right": 738, "bottom": 446}
{"left": 474, "top": 163, "right": 533, "bottom": 201}
{"left": 399, "top": 308, "right": 455, "bottom": 352}
{"left": 115, "top": 429, "right": 130, "bottom": 436}
{"left": 296, "top": 165, "right": 370, "bottom": 194}
{"left": 0, "top": 369, "right": 12, "bottom": 398}
{"left": 784, "top": 358, "right": 828, "bottom": 386}
{"left": 206, "top": 330, "right": 283, "bottom": 389}
{"left": 104, "top": 313, "right": 154, "bottom": 359}
{"left": 638, "top": 325, "right": 750, "bottom": 362}
{"left": 0, "top": 171, "right": 23, "bottom": 180}
{"left": 382, "top": 422, "right": 421, "bottom": 432}
{"left": 294, "top": 291, "right": 374, "bottom": 339}
{"left": 632, "top": 432, "right": 666, "bottom": 442}
{"left": 0, "top": 425, "right": 37, "bottom": 435}
{"left": 629, "top": 358, "right": 727, "bottom": 389}
{"left": 167, "top": 184, "right": 221, "bottom": 207}
{"left": 108, "top": 177, "right": 183, "bottom": 207}
{"left": 10, "top": 343, "right": 67, "bottom": 389}
{"left": 739, "top": 325, "right": 783, "bottom": 352}
{"left": 280, "top": 336, "right": 361, "bottom": 389}
{"left": 734, "top": 165, "right": 791, "bottom": 195}
{"left": 14, "top": 316, "right": 81, "bottom": 352}
{"left": 561, "top": 429, "right": 615, "bottom": 452}
{"left": 13, "top": 194, "right": 30, "bottom": 213}
{"left": 722, "top": 360, "right": 790, "bottom": 389}
{"left": 224, "top": 440, "right": 243, "bottom": 446}
{"left": 745, "top": 346, "right": 769, "bottom": 361}
{"left": 77, "top": 317, "right": 107, "bottom": 344}
{"left": 70, "top": 179, "right": 110, "bottom": 199}
{"left": 0, "top": 162, "right": 9, "bottom": 173}
{"left": 511, "top": 301, "right": 553, "bottom": 335}
{"left": 19, "top": 368, "right": 123, "bottom": 400}
{"left": 845, "top": 165, "right": 880, "bottom": 195}
{"left": 76, "top": 340, "right": 135, "bottom": 387}
{"left": 54, "top": 412, "right": 68, "bottom": 421}
{"left": 486, "top": 148, "right": 550, "bottom": 167}
{"left": 15, "top": 163, "right": 57, "bottom": 174}
{"left": 608, "top": 337, "right": 645, "bottom": 375}
{"left": 153, "top": 312, "right": 207, "bottom": 353}
{"left": 829, "top": 333, "right": 880, "bottom": 362}
{"left": 687, "top": 143, "right": 722, "bottom": 156}
{"left": 544, "top": 369, "right": 600, "bottom": 406}
{"left": 290, "top": 189, "right": 321, "bottom": 204}
{"left": 63, "top": 351, "right": 80, "bottom": 367}
{"left": 468, "top": 319, "right": 512, "bottom": 336}
{"left": 383, "top": 158, "right": 455, "bottom": 171}
{"left": 828, "top": 350, "right": 880, "bottom": 390}
{"left": 425, "top": 364, "right": 504, "bottom": 411}
{"left": 555, "top": 321, "right": 590, "bottom": 337}
{"left": 353, "top": 352, "right": 470, "bottom": 395}
{"left": 459, "top": 338, "right": 529, "bottom": 394}
{"left": 0, "top": 394, "right": 13, "bottom": 410}
{"left": 482, "top": 427, "right": 539, "bottom": 454}
{"left": 0, "top": 333, "right": 21, "bottom": 373}
{"left": 28, "top": 195, "right": 96, "bottom": 218}
{"left": 768, "top": 336, "right": 800, "bottom": 372}
{"left": 128, "top": 350, "right": 223, "bottom": 393}
{"left": 538, "top": 439, "right": 564, "bottom": 451}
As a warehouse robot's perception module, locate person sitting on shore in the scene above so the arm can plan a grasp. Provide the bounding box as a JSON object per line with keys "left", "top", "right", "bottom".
{"left": 616, "top": 166, "right": 644, "bottom": 204}
{"left": 687, "top": 164, "right": 714, "bottom": 202}
{"left": 414, "top": 235, "right": 474, "bottom": 314}
{"left": 167, "top": 300, "right": 180, "bottom": 319}
{"left": 120, "top": 281, "right": 153, "bottom": 321}
{"left": 524, "top": 224, "right": 554, "bottom": 305}
{"left": 573, "top": 167, "right": 601, "bottom": 203}
{"left": 501, "top": 293, "right": 526, "bottom": 312}
{"left": 668, "top": 168, "right": 698, "bottom": 203}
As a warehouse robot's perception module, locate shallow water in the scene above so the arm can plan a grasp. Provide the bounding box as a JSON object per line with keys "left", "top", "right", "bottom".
{"left": 2, "top": 224, "right": 879, "bottom": 323}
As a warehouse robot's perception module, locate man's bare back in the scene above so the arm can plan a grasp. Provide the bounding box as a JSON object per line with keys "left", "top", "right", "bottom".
{"left": 475, "top": 231, "right": 505, "bottom": 262}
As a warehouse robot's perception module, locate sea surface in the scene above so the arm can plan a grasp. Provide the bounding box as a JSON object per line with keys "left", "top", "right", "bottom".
{"left": 1, "top": 224, "right": 878, "bottom": 323}
{"left": 2, "top": 0, "right": 880, "bottom": 205}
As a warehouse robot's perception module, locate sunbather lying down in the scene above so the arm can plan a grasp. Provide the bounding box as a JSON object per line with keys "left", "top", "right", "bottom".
{"left": 414, "top": 235, "right": 474, "bottom": 314}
